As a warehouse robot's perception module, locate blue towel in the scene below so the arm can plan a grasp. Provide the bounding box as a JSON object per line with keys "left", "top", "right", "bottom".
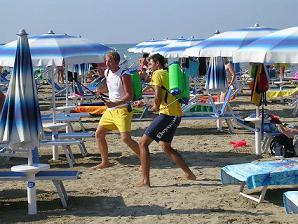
{"left": 221, "top": 159, "right": 298, "bottom": 190}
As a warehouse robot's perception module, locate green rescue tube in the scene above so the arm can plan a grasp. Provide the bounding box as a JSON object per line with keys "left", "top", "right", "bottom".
{"left": 130, "top": 70, "right": 142, "bottom": 101}
{"left": 168, "top": 62, "right": 183, "bottom": 96}
{"left": 179, "top": 72, "right": 190, "bottom": 104}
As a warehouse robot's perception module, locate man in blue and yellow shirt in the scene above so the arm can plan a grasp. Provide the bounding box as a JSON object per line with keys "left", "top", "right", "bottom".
{"left": 136, "top": 54, "right": 196, "bottom": 187}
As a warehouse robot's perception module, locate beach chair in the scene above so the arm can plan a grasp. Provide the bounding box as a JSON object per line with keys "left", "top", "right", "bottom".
{"left": 283, "top": 191, "right": 298, "bottom": 214}
{"left": 0, "top": 170, "right": 80, "bottom": 209}
{"left": 182, "top": 86, "right": 239, "bottom": 133}
{"left": 221, "top": 159, "right": 298, "bottom": 203}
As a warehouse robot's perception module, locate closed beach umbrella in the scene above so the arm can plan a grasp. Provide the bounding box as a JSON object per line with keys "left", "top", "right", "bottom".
{"left": 184, "top": 24, "right": 277, "bottom": 57}
{"left": 152, "top": 38, "right": 203, "bottom": 58}
{"left": 205, "top": 57, "right": 227, "bottom": 92}
{"left": 128, "top": 38, "right": 185, "bottom": 54}
{"left": 0, "top": 29, "right": 43, "bottom": 151}
{"left": 233, "top": 26, "right": 298, "bottom": 63}
{"left": 0, "top": 30, "right": 113, "bottom": 67}
{"left": 0, "top": 29, "right": 48, "bottom": 215}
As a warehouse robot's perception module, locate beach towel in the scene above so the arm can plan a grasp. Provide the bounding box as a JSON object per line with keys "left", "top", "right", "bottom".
{"left": 221, "top": 159, "right": 298, "bottom": 190}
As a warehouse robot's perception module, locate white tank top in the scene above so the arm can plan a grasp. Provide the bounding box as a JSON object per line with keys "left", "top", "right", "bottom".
{"left": 105, "top": 68, "right": 127, "bottom": 109}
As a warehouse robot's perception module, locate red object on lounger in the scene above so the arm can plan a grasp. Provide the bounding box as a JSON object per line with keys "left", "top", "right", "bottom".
{"left": 229, "top": 139, "right": 248, "bottom": 148}
{"left": 268, "top": 114, "right": 282, "bottom": 124}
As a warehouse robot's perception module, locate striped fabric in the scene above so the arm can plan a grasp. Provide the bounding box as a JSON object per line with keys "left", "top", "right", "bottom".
{"left": 128, "top": 39, "right": 185, "bottom": 54}
{"left": 185, "top": 24, "right": 277, "bottom": 57}
{"left": 233, "top": 26, "right": 298, "bottom": 63}
{"left": 0, "top": 30, "right": 112, "bottom": 67}
{"left": 151, "top": 38, "right": 203, "bottom": 58}
{"left": 206, "top": 57, "right": 227, "bottom": 92}
{"left": 0, "top": 29, "right": 43, "bottom": 149}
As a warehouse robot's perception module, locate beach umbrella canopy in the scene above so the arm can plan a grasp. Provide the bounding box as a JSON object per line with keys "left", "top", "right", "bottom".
{"left": 0, "top": 30, "right": 113, "bottom": 67}
{"left": 0, "top": 29, "right": 43, "bottom": 151}
{"left": 205, "top": 57, "right": 227, "bottom": 92}
{"left": 233, "top": 26, "right": 298, "bottom": 63}
{"left": 127, "top": 38, "right": 185, "bottom": 54}
{"left": 184, "top": 24, "right": 278, "bottom": 57}
{"left": 151, "top": 38, "right": 203, "bottom": 58}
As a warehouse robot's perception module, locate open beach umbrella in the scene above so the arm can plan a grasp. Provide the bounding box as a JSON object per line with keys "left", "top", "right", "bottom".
{"left": 184, "top": 24, "right": 278, "bottom": 57}
{"left": 151, "top": 38, "right": 203, "bottom": 58}
{"left": 0, "top": 29, "right": 48, "bottom": 214}
{"left": 233, "top": 26, "right": 298, "bottom": 63}
{"left": 0, "top": 30, "right": 113, "bottom": 67}
{"left": 127, "top": 38, "right": 185, "bottom": 54}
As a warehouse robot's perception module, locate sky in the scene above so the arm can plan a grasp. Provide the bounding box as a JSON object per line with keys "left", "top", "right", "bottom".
{"left": 1, "top": 0, "right": 297, "bottom": 44}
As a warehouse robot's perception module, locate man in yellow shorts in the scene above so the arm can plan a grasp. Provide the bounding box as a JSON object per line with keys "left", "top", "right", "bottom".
{"left": 91, "top": 51, "right": 140, "bottom": 169}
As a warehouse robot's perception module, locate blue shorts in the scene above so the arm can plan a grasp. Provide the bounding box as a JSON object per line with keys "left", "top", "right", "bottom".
{"left": 144, "top": 114, "right": 181, "bottom": 143}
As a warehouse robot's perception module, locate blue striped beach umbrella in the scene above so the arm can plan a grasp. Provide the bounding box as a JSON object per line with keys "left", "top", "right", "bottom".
{"left": 184, "top": 24, "right": 278, "bottom": 57}
{"left": 0, "top": 29, "right": 50, "bottom": 215}
{"left": 205, "top": 57, "right": 227, "bottom": 92}
{"left": 152, "top": 38, "right": 203, "bottom": 58}
{"left": 0, "top": 29, "right": 43, "bottom": 151}
{"left": 0, "top": 30, "right": 113, "bottom": 67}
{"left": 233, "top": 26, "right": 298, "bottom": 63}
{"left": 128, "top": 38, "right": 185, "bottom": 54}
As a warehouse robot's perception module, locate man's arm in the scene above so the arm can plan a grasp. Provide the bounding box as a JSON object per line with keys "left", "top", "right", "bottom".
{"left": 151, "top": 85, "right": 162, "bottom": 112}
{"left": 277, "top": 124, "right": 298, "bottom": 138}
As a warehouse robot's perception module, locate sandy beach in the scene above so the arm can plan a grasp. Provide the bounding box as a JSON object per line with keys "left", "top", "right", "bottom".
{"left": 0, "top": 85, "right": 297, "bottom": 224}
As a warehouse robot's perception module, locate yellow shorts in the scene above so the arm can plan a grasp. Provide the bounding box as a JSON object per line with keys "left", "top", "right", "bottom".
{"left": 99, "top": 107, "right": 133, "bottom": 132}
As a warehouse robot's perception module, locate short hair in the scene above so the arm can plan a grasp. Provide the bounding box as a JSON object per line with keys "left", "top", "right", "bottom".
{"left": 149, "top": 53, "right": 166, "bottom": 68}
{"left": 143, "top": 53, "right": 149, "bottom": 58}
{"left": 105, "top": 51, "right": 121, "bottom": 63}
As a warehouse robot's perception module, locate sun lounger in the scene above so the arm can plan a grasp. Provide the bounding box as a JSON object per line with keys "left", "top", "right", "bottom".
{"left": 221, "top": 159, "right": 298, "bottom": 203}
{"left": 0, "top": 170, "right": 80, "bottom": 208}
{"left": 40, "top": 139, "right": 86, "bottom": 167}
{"left": 283, "top": 191, "right": 298, "bottom": 214}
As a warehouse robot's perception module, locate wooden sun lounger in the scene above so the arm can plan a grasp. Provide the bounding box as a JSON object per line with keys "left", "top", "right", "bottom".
{"left": 0, "top": 170, "right": 80, "bottom": 208}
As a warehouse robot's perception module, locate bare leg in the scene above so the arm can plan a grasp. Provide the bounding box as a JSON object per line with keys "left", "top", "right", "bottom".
{"left": 135, "top": 135, "right": 153, "bottom": 187}
{"left": 159, "top": 141, "right": 196, "bottom": 180}
{"left": 91, "top": 125, "right": 112, "bottom": 169}
{"left": 120, "top": 132, "right": 140, "bottom": 157}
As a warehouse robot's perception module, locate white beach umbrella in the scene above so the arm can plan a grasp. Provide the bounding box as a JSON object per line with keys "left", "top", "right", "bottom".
{"left": 128, "top": 38, "right": 185, "bottom": 54}
{"left": 0, "top": 30, "right": 113, "bottom": 67}
{"left": 184, "top": 24, "right": 278, "bottom": 57}
{"left": 233, "top": 26, "right": 298, "bottom": 63}
{"left": 152, "top": 38, "right": 203, "bottom": 58}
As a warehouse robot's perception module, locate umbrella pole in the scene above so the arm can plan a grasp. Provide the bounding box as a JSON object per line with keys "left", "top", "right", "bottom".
{"left": 51, "top": 67, "right": 56, "bottom": 123}
{"left": 255, "top": 106, "right": 262, "bottom": 155}
{"left": 26, "top": 149, "right": 37, "bottom": 214}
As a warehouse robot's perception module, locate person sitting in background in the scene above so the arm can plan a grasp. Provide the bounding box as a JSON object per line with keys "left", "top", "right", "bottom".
{"left": 139, "top": 53, "right": 149, "bottom": 70}
{"left": 276, "top": 123, "right": 298, "bottom": 138}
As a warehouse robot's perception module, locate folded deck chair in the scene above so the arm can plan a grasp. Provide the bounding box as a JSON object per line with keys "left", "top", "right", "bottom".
{"left": 283, "top": 191, "right": 298, "bottom": 214}
{"left": 221, "top": 159, "right": 298, "bottom": 203}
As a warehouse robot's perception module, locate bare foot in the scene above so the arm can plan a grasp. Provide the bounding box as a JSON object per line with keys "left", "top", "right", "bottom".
{"left": 135, "top": 180, "right": 150, "bottom": 187}
{"left": 177, "top": 173, "right": 196, "bottom": 181}
{"left": 90, "top": 163, "right": 113, "bottom": 170}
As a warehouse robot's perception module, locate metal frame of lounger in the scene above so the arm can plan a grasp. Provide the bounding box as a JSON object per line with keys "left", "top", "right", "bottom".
{"left": 239, "top": 182, "right": 268, "bottom": 203}
{"left": 182, "top": 87, "right": 239, "bottom": 133}
{"left": 0, "top": 170, "right": 80, "bottom": 208}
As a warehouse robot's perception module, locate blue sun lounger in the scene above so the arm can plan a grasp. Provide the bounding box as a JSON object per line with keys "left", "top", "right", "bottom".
{"left": 0, "top": 170, "right": 80, "bottom": 208}
{"left": 221, "top": 159, "right": 298, "bottom": 203}
{"left": 283, "top": 191, "right": 298, "bottom": 214}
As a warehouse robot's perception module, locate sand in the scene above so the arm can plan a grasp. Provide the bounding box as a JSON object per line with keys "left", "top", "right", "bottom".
{"left": 0, "top": 86, "right": 297, "bottom": 223}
